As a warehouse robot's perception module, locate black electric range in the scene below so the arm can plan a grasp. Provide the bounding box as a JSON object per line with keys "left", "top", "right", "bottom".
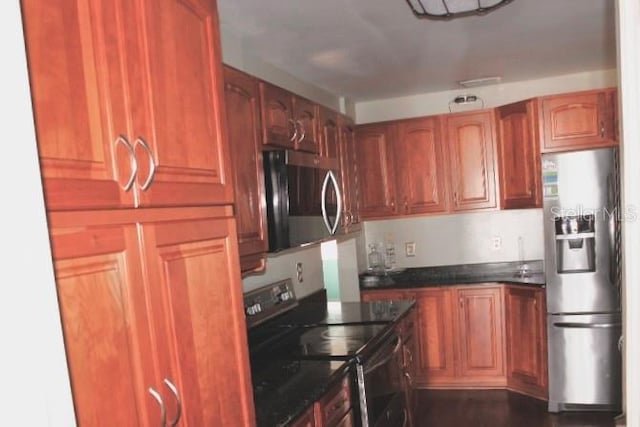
{"left": 244, "top": 280, "right": 415, "bottom": 427}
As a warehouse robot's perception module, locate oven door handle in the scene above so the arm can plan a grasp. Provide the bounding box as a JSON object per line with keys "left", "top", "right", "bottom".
{"left": 363, "top": 335, "right": 402, "bottom": 374}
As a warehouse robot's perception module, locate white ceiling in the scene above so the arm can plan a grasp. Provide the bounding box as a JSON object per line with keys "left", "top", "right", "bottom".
{"left": 217, "top": 0, "right": 616, "bottom": 102}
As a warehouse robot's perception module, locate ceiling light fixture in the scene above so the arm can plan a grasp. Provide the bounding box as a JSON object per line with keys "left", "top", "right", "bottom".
{"left": 406, "top": 0, "right": 514, "bottom": 19}
{"left": 458, "top": 76, "right": 502, "bottom": 88}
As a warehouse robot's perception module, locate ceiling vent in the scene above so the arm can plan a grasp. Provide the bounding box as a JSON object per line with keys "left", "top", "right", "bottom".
{"left": 458, "top": 76, "right": 502, "bottom": 88}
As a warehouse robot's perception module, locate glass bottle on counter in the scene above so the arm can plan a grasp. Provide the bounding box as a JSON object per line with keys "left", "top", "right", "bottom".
{"left": 368, "top": 244, "right": 384, "bottom": 274}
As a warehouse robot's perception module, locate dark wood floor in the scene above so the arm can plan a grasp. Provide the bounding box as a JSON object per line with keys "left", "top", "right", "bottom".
{"left": 413, "top": 390, "right": 619, "bottom": 427}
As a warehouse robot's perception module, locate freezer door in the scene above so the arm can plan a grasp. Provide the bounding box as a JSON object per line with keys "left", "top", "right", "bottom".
{"left": 547, "top": 313, "right": 622, "bottom": 412}
{"left": 543, "top": 148, "right": 621, "bottom": 314}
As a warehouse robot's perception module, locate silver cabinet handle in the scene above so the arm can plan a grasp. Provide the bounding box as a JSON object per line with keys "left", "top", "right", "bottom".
{"left": 296, "top": 120, "right": 306, "bottom": 142}
{"left": 288, "top": 119, "right": 298, "bottom": 142}
{"left": 114, "top": 135, "right": 138, "bottom": 191}
{"left": 135, "top": 137, "right": 156, "bottom": 191}
{"left": 148, "top": 387, "right": 167, "bottom": 427}
{"left": 600, "top": 120, "right": 605, "bottom": 138}
{"left": 163, "top": 378, "right": 182, "bottom": 427}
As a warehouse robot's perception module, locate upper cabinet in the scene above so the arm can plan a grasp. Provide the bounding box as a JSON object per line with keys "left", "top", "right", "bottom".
{"left": 23, "top": 0, "right": 234, "bottom": 211}
{"left": 445, "top": 110, "right": 499, "bottom": 211}
{"left": 354, "top": 123, "right": 398, "bottom": 218}
{"left": 496, "top": 99, "right": 542, "bottom": 209}
{"left": 540, "top": 88, "right": 618, "bottom": 152}
{"left": 339, "top": 116, "right": 361, "bottom": 229}
{"left": 319, "top": 107, "right": 340, "bottom": 160}
{"left": 223, "top": 66, "right": 268, "bottom": 274}
{"left": 395, "top": 116, "right": 449, "bottom": 215}
{"left": 259, "top": 81, "right": 319, "bottom": 153}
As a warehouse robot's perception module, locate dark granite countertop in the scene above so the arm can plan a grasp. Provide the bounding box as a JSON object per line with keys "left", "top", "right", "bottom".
{"left": 253, "top": 359, "right": 351, "bottom": 427}
{"left": 359, "top": 260, "right": 546, "bottom": 290}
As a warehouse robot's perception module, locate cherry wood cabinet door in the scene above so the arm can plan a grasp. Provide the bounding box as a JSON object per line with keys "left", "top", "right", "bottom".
{"left": 48, "top": 213, "right": 158, "bottom": 426}
{"left": 260, "top": 82, "right": 296, "bottom": 149}
{"left": 496, "top": 100, "right": 542, "bottom": 209}
{"left": 540, "top": 89, "right": 617, "bottom": 152}
{"left": 354, "top": 123, "right": 398, "bottom": 218}
{"left": 396, "top": 116, "right": 449, "bottom": 215}
{"left": 505, "top": 286, "right": 548, "bottom": 399}
{"left": 339, "top": 117, "right": 360, "bottom": 228}
{"left": 136, "top": 0, "right": 233, "bottom": 207}
{"left": 361, "top": 289, "right": 407, "bottom": 301}
{"left": 141, "top": 208, "right": 255, "bottom": 427}
{"left": 455, "top": 286, "right": 505, "bottom": 380}
{"left": 295, "top": 97, "right": 320, "bottom": 153}
{"left": 22, "top": 0, "right": 137, "bottom": 210}
{"left": 223, "top": 66, "right": 268, "bottom": 273}
{"left": 320, "top": 107, "right": 340, "bottom": 159}
{"left": 412, "top": 288, "right": 456, "bottom": 385}
{"left": 446, "top": 110, "right": 499, "bottom": 211}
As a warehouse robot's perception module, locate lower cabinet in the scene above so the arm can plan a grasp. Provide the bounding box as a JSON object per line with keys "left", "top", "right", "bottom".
{"left": 361, "top": 284, "right": 547, "bottom": 398}
{"left": 315, "top": 375, "right": 352, "bottom": 427}
{"left": 505, "top": 285, "right": 548, "bottom": 399}
{"left": 48, "top": 206, "right": 255, "bottom": 426}
{"left": 291, "top": 407, "right": 316, "bottom": 427}
{"left": 291, "top": 374, "right": 352, "bottom": 427}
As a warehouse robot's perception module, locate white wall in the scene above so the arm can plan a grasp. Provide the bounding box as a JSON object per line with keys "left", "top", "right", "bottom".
{"left": 617, "top": 0, "right": 640, "bottom": 424}
{"left": 242, "top": 245, "right": 325, "bottom": 298}
{"left": 2, "top": 3, "right": 76, "bottom": 425}
{"left": 336, "top": 238, "right": 361, "bottom": 302}
{"left": 220, "top": 23, "right": 344, "bottom": 113}
{"left": 362, "top": 210, "right": 544, "bottom": 270}
{"left": 356, "top": 69, "right": 618, "bottom": 124}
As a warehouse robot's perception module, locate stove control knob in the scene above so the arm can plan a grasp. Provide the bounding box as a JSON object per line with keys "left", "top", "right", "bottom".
{"left": 255, "top": 303, "right": 262, "bottom": 313}
{"left": 246, "top": 306, "right": 254, "bottom": 316}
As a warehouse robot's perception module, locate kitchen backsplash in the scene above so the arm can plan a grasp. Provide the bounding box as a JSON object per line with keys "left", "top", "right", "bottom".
{"left": 242, "top": 245, "right": 325, "bottom": 298}
{"left": 361, "top": 209, "right": 544, "bottom": 271}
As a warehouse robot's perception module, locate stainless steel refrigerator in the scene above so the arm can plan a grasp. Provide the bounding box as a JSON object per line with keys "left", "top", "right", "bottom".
{"left": 542, "top": 147, "right": 622, "bottom": 413}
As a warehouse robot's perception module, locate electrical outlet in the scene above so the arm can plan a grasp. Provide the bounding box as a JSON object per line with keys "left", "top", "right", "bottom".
{"left": 405, "top": 242, "right": 416, "bottom": 257}
{"left": 296, "top": 262, "right": 303, "bottom": 283}
{"left": 491, "top": 236, "right": 502, "bottom": 251}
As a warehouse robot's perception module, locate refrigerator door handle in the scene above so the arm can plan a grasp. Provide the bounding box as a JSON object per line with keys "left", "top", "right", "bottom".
{"left": 553, "top": 322, "right": 622, "bottom": 329}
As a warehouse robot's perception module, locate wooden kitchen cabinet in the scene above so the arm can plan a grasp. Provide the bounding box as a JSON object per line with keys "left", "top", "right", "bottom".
{"left": 395, "top": 116, "right": 449, "bottom": 215}
{"left": 223, "top": 66, "right": 268, "bottom": 274}
{"left": 338, "top": 116, "right": 360, "bottom": 230}
{"left": 23, "top": 0, "right": 234, "bottom": 211}
{"left": 540, "top": 88, "right": 618, "bottom": 152}
{"left": 412, "top": 288, "right": 457, "bottom": 385}
{"left": 320, "top": 107, "right": 340, "bottom": 160}
{"left": 354, "top": 123, "right": 398, "bottom": 218}
{"left": 445, "top": 110, "right": 499, "bottom": 212}
{"left": 291, "top": 407, "right": 316, "bottom": 427}
{"left": 496, "top": 99, "right": 542, "bottom": 209}
{"left": 48, "top": 207, "right": 255, "bottom": 426}
{"left": 314, "top": 375, "right": 352, "bottom": 427}
{"left": 362, "top": 285, "right": 507, "bottom": 388}
{"left": 455, "top": 286, "right": 506, "bottom": 383}
{"left": 505, "top": 285, "right": 548, "bottom": 399}
{"left": 260, "top": 81, "right": 320, "bottom": 153}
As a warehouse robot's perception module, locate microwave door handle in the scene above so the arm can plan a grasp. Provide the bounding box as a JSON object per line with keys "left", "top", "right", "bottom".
{"left": 321, "top": 170, "right": 343, "bottom": 235}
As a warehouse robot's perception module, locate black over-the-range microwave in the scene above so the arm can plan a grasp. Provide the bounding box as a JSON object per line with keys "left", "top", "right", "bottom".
{"left": 263, "top": 150, "right": 343, "bottom": 252}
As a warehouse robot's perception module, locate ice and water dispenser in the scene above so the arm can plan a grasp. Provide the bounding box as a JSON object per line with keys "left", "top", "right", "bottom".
{"left": 554, "top": 215, "right": 596, "bottom": 273}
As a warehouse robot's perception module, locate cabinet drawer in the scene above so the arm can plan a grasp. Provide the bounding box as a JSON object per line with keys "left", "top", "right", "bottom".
{"left": 332, "top": 409, "right": 355, "bottom": 427}
{"left": 291, "top": 406, "right": 315, "bottom": 427}
{"left": 316, "top": 375, "right": 351, "bottom": 426}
